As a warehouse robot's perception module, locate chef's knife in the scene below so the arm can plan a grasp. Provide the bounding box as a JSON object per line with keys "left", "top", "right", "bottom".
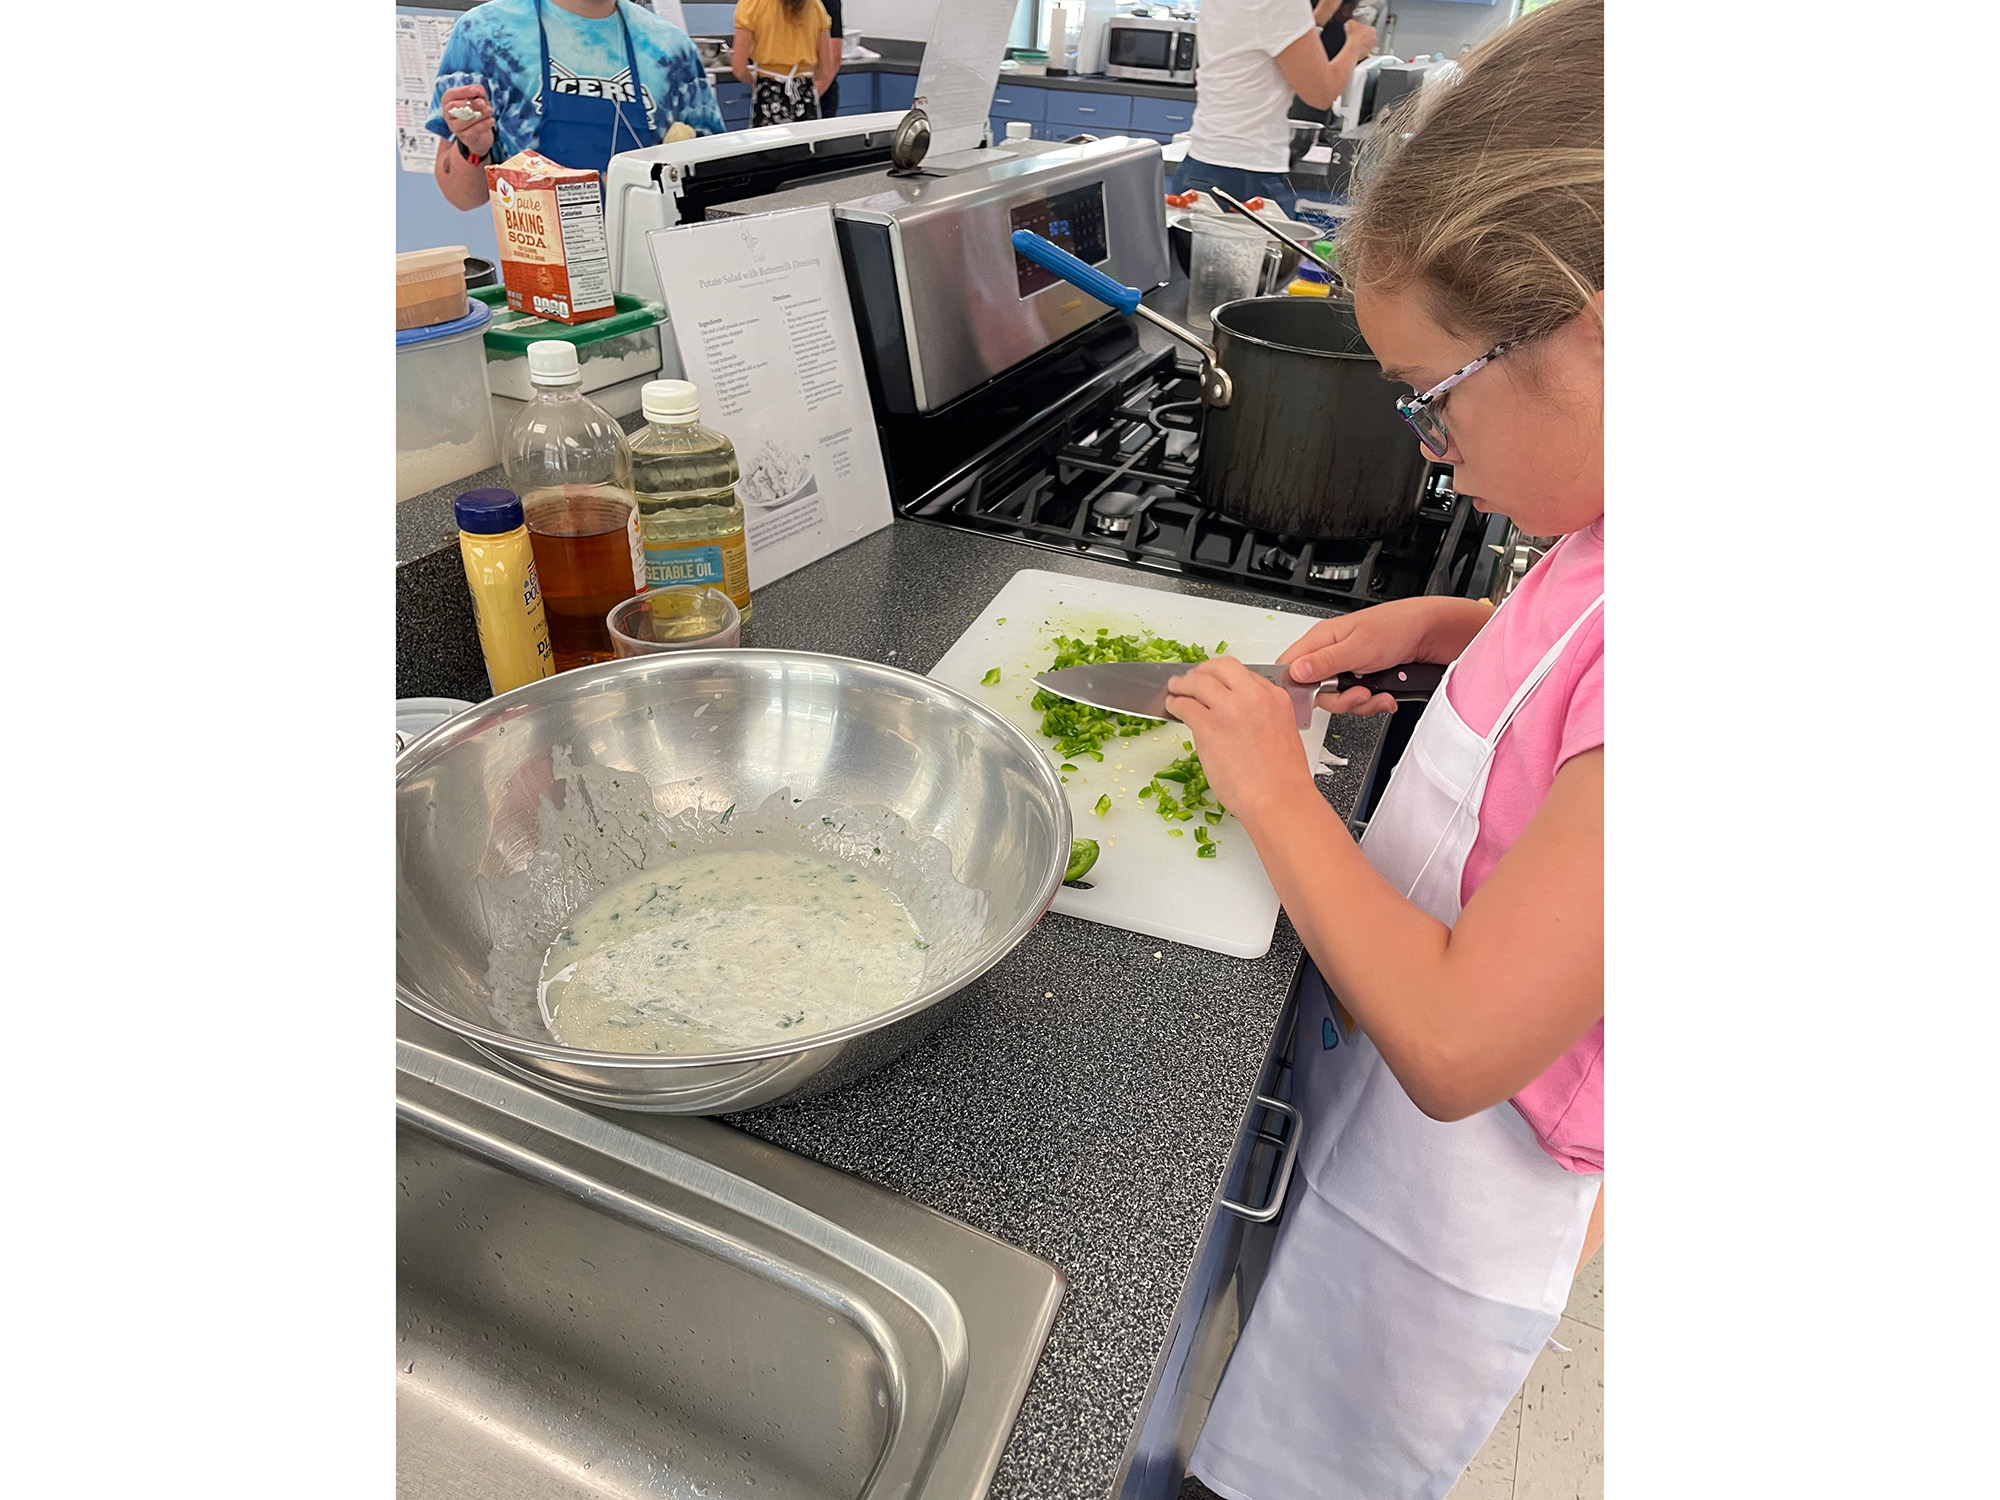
{"left": 1033, "top": 660, "right": 1445, "bottom": 729}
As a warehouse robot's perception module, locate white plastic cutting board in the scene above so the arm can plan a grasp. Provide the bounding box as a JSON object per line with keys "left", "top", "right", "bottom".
{"left": 929, "top": 569, "right": 1332, "bottom": 959}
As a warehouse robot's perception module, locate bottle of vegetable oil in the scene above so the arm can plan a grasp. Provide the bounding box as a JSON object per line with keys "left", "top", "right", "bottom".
{"left": 628, "top": 380, "right": 751, "bottom": 622}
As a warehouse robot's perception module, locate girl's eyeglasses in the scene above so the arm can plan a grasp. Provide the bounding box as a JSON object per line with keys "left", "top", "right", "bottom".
{"left": 1395, "top": 342, "right": 1516, "bottom": 459}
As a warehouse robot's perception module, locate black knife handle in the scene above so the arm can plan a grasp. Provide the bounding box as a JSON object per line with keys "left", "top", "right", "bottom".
{"left": 1327, "top": 661, "right": 1446, "bottom": 699}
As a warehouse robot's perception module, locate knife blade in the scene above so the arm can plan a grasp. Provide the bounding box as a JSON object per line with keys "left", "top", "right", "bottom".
{"left": 1032, "top": 660, "right": 1445, "bottom": 728}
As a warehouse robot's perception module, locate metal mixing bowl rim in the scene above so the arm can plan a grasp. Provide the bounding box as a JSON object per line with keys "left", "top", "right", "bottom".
{"left": 396, "top": 648, "right": 1074, "bottom": 1070}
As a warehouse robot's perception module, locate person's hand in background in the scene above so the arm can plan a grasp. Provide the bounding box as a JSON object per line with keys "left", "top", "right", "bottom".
{"left": 439, "top": 83, "right": 496, "bottom": 159}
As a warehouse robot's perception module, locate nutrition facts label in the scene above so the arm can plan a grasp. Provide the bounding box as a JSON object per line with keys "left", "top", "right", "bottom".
{"left": 555, "top": 181, "right": 613, "bottom": 312}
{"left": 647, "top": 204, "right": 893, "bottom": 591}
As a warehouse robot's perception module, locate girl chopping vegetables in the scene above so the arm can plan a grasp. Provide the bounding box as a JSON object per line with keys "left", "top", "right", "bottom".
{"left": 1172, "top": 3, "right": 1605, "bottom": 1497}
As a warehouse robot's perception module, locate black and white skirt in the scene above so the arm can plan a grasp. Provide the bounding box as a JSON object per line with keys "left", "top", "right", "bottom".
{"left": 752, "top": 74, "right": 821, "bottom": 127}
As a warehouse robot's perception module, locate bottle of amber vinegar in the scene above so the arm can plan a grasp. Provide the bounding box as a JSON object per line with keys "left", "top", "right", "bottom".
{"left": 501, "top": 341, "right": 644, "bottom": 670}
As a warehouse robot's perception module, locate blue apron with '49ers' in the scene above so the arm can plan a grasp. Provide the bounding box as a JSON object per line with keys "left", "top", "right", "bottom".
{"left": 534, "top": 0, "right": 655, "bottom": 178}
{"left": 1189, "top": 552, "right": 1605, "bottom": 1500}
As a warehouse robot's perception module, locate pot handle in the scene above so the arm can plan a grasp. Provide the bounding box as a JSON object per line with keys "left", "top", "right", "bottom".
{"left": 1011, "top": 228, "right": 1142, "bottom": 314}
{"left": 1010, "top": 230, "right": 1234, "bottom": 408}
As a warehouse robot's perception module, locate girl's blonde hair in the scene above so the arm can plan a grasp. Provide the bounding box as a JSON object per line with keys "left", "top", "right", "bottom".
{"left": 1337, "top": 0, "right": 1603, "bottom": 348}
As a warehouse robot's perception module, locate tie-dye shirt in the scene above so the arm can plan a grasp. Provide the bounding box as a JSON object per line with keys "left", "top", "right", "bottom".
{"left": 424, "top": 0, "right": 724, "bottom": 162}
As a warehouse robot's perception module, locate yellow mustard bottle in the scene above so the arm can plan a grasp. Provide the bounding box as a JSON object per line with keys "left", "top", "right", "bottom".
{"left": 455, "top": 487, "right": 555, "bottom": 695}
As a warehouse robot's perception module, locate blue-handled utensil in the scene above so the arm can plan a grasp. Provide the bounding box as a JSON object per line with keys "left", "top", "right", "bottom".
{"left": 1010, "top": 229, "right": 1235, "bottom": 407}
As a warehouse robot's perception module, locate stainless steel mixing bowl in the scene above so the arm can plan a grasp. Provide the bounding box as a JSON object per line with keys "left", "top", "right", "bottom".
{"left": 396, "top": 650, "right": 1072, "bottom": 1113}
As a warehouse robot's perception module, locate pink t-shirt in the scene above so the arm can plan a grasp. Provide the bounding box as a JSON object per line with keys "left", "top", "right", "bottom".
{"left": 1442, "top": 517, "right": 1604, "bottom": 1174}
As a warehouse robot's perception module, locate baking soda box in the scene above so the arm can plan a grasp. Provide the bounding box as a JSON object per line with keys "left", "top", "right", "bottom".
{"left": 486, "top": 150, "right": 616, "bottom": 325}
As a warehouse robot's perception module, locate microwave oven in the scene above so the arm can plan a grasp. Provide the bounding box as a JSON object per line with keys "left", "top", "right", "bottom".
{"left": 1102, "top": 15, "right": 1197, "bottom": 85}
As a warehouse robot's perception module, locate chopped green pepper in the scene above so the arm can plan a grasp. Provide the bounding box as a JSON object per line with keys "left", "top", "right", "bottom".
{"left": 1030, "top": 629, "right": 1209, "bottom": 759}
{"left": 981, "top": 667, "right": 1001, "bottom": 685}
{"left": 1065, "top": 838, "right": 1100, "bottom": 883}
{"left": 1032, "top": 629, "right": 1223, "bottom": 860}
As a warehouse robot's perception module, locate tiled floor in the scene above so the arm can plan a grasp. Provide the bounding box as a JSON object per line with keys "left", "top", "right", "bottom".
{"left": 1447, "top": 1250, "right": 1605, "bottom": 1500}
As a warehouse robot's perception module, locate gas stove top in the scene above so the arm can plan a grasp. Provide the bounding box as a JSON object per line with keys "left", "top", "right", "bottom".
{"left": 895, "top": 340, "right": 1498, "bottom": 611}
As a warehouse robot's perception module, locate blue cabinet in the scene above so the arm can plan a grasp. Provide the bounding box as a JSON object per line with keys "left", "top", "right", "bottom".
{"left": 839, "top": 72, "right": 876, "bottom": 113}
{"left": 714, "top": 78, "right": 751, "bottom": 130}
{"left": 989, "top": 85, "right": 1047, "bottom": 121}
{"left": 877, "top": 71, "right": 916, "bottom": 112}
{"left": 1045, "top": 90, "right": 1131, "bottom": 131}
{"left": 1131, "top": 95, "right": 1195, "bottom": 137}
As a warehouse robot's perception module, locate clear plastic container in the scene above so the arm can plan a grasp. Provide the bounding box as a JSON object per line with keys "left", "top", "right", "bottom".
{"left": 472, "top": 287, "right": 665, "bottom": 401}
{"left": 396, "top": 245, "right": 470, "bottom": 331}
{"left": 502, "top": 342, "right": 643, "bottom": 671}
{"left": 1187, "top": 217, "right": 1272, "bottom": 339}
{"left": 397, "top": 299, "right": 498, "bottom": 503}
{"left": 628, "top": 380, "right": 752, "bottom": 622}
{"left": 605, "top": 586, "right": 742, "bottom": 656}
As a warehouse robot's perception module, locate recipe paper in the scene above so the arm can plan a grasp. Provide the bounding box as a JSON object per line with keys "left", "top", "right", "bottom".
{"left": 395, "top": 12, "right": 457, "bottom": 173}
{"left": 914, "top": 0, "right": 1018, "bottom": 156}
{"left": 646, "top": 205, "right": 893, "bottom": 590}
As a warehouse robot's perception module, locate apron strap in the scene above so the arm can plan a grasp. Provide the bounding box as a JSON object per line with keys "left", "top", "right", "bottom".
{"left": 536, "top": 0, "right": 554, "bottom": 111}
{"left": 1483, "top": 591, "right": 1604, "bottom": 752}
{"left": 613, "top": 3, "right": 652, "bottom": 145}
{"left": 1390, "top": 588, "right": 1603, "bottom": 905}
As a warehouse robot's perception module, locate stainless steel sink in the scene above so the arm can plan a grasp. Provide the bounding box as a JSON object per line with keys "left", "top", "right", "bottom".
{"left": 397, "top": 1023, "right": 1064, "bottom": 1498}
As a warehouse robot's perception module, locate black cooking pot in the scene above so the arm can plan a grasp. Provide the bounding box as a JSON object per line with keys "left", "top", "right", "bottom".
{"left": 1196, "top": 296, "right": 1429, "bottom": 539}
{"left": 1009, "top": 230, "right": 1429, "bottom": 540}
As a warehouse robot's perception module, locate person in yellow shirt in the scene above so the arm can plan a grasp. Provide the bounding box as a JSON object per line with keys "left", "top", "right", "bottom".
{"left": 732, "top": 0, "right": 834, "bottom": 125}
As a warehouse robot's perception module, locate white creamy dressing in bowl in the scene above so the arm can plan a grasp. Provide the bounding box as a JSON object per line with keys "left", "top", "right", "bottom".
{"left": 538, "top": 850, "right": 929, "bottom": 1056}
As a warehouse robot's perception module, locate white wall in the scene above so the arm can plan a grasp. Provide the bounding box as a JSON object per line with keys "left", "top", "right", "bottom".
{"left": 846, "top": 0, "right": 944, "bottom": 41}
{"left": 1380, "top": 0, "right": 1514, "bottom": 61}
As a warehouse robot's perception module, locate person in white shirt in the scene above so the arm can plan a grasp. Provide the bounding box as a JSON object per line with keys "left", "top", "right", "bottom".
{"left": 1176, "top": 0, "right": 1376, "bottom": 216}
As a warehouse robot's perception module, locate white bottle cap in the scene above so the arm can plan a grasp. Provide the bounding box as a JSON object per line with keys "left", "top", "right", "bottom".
{"left": 526, "top": 340, "right": 581, "bottom": 386}
{"left": 1006, "top": 120, "right": 1033, "bottom": 141}
{"left": 642, "top": 379, "right": 701, "bottom": 425}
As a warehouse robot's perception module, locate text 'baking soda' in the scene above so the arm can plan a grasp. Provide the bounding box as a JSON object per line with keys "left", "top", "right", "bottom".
{"left": 485, "top": 150, "right": 616, "bottom": 326}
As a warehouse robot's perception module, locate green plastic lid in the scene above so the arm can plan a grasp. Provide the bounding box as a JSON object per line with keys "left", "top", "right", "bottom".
{"left": 471, "top": 285, "right": 664, "bottom": 351}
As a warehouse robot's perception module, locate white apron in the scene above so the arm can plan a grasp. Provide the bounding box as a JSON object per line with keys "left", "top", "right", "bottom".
{"left": 1189, "top": 570, "right": 1605, "bottom": 1500}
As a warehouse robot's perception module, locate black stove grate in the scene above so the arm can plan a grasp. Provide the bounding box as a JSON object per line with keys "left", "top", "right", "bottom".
{"left": 902, "top": 348, "right": 1493, "bottom": 610}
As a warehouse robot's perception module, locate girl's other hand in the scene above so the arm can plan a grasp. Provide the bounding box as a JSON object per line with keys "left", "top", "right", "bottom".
{"left": 1164, "top": 659, "right": 1313, "bottom": 823}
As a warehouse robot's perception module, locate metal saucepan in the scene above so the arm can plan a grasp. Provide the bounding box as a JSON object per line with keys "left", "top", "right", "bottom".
{"left": 397, "top": 650, "right": 1072, "bottom": 1113}
{"left": 1011, "top": 230, "right": 1429, "bottom": 539}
